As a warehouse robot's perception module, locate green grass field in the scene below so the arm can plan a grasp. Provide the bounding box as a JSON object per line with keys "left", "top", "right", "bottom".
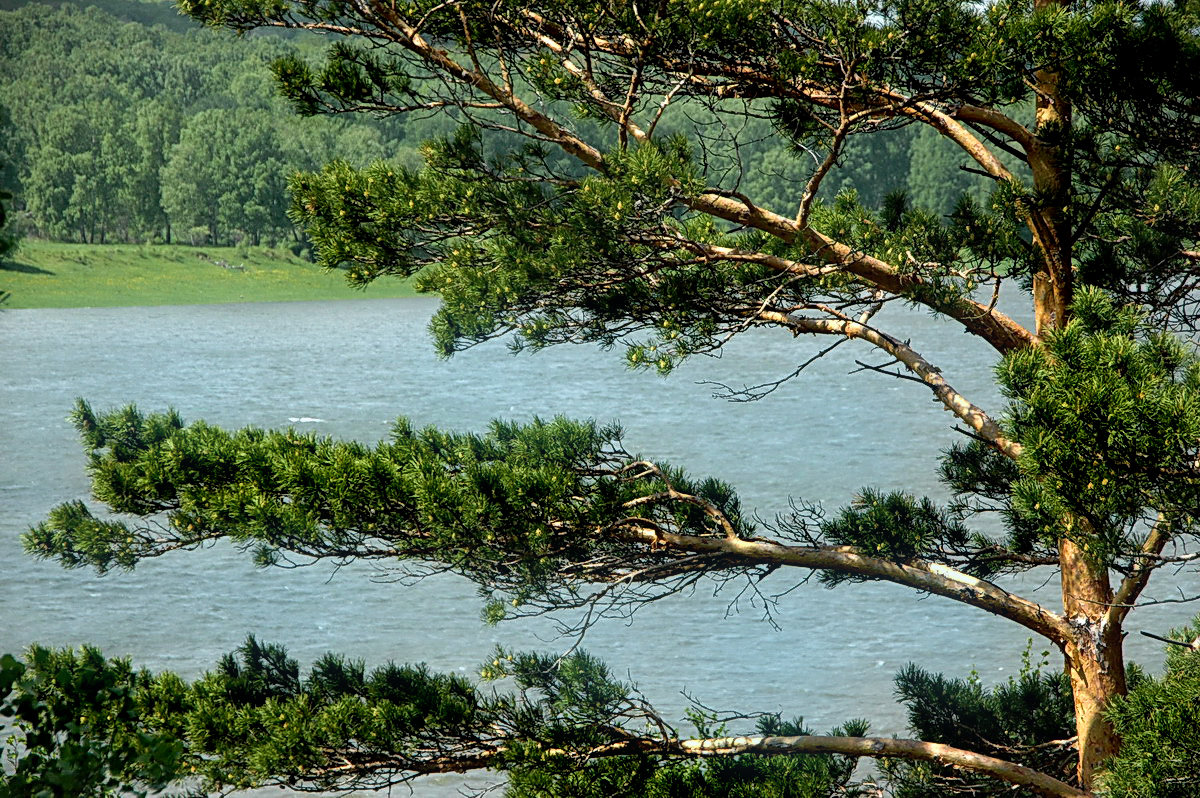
{"left": 0, "top": 241, "right": 419, "bottom": 308}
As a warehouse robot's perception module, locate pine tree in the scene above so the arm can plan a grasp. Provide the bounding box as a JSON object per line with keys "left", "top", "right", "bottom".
{"left": 22, "top": 1, "right": 1200, "bottom": 796}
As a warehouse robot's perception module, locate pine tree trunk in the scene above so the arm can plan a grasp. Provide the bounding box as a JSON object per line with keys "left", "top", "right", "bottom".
{"left": 1030, "top": 0, "right": 1073, "bottom": 339}
{"left": 1059, "top": 537, "right": 1126, "bottom": 788}
{"left": 1028, "top": 4, "right": 1124, "bottom": 786}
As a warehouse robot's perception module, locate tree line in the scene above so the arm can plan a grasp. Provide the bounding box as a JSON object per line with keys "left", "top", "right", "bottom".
{"left": 0, "top": 0, "right": 995, "bottom": 252}
{"left": 0, "top": 1, "right": 430, "bottom": 248}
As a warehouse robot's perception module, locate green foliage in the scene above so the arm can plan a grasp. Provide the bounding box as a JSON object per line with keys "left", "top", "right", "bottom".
{"left": 0, "top": 646, "right": 186, "bottom": 797}
{"left": 0, "top": 0, "right": 1019, "bottom": 252}
{"left": 0, "top": 1, "right": 418, "bottom": 246}
{"left": 1102, "top": 616, "right": 1200, "bottom": 798}
{"left": 817, "top": 490, "right": 971, "bottom": 583}
{"left": 1, "top": 638, "right": 868, "bottom": 796}
{"left": 0, "top": 168, "right": 17, "bottom": 263}
{"left": 17, "top": 0, "right": 1200, "bottom": 794}
{"left": 289, "top": 133, "right": 731, "bottom": 366}
{"left": 933, "top": 290, "right": 1200, "bottom": 572}
{"left": 507, "top": 715, "right": 872, "bottom": 798}
{"left": 160, "top": 108, "right": 292, "bottom": 245}
{"left": 997, "top": 289, "right": 1200, "bottom": 562}
{"left": 25, "top": 401, "right": 755, "bottom": 614}
{"left": 272, "top": 41, "right": 417, "bottom": 117}
{"left": 177, "top": 636, "right": 495, "bottom": 790}
{"left": 883, "top": 660, "right": 1077, "bottom": 797}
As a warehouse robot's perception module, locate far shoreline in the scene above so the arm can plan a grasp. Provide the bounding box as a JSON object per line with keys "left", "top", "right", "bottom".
{"left": 1, "top": 241, "right": 419, "bottom": 309}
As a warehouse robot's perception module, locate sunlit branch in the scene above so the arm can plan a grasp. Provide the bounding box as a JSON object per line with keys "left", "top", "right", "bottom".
{"left": 674, "top": 735, "right": 1088, "bottom": 798}
{"left": 1108, "top": 515, "right": 1173, "bottom": 627}
{"left": 615, "top": 525, "right": 1070, "bottom": 645}
{"left": 618, "top": 460, "right": 739, "bottom": 539}
{"left": 953, "top": 104, "right": 1038, "bottom": 151}
{"left": 754, "top": 311, "right": 1023, "bottom": 459}
{"left": 296, "top": 732, "right": 1088, "bottom": 798}
{"left": 685, "top": 191, "right": 1036, "bottom": 351}
{"left": 795, "top": 87, "right": 854, "bottom": 228}
{"left": 519, "top": 11, "right": 1021, "bottom": 184}
{"left": 636, "top": 234, "right": 836, "bottom": 280}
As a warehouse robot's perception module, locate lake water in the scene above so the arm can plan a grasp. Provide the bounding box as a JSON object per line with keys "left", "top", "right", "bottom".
{"left": 1, "top": 296, "right": 1194, "bottom": 795}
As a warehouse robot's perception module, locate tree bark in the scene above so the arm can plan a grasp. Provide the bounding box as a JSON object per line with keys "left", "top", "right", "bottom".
{"left": 674, "top": 735, "right": 1091, "bottom": 798}
{"left": 311, "top": 733, "right": 1091, "bottom": 798}
{"left": 619, "top": 526, "right": 1072, "bottom": 645}
{"left": 1025, "top": 3, "right": 1121, "bottom": 787}
{"left": 1030, "top": 0, "right": 1074, "bottom": 338}
{"left": 1060, "top": 536, "right": 1125, "bottom": 788}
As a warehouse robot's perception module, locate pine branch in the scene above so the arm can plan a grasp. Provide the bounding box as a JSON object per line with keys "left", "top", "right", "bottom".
{"left": 615, "top": 525, "right": 1071, "bottom": 646}
{"left": 671, "top": 735, "right": 1088, "bottom": 798}
{"left": 298, "top": 733, "right": 1090, "bottom": 798}
{"left": 1108, "top": 515, "right": 1174, "bottom": 627}
{"left": 756, "top": 312, "right": 1023, "bottom": 459}
{"left": 216, "top": 0, "right": 1039, "bottom": 356}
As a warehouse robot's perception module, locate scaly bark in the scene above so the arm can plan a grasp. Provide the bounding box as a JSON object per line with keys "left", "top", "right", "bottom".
{"left": 1024, "top": 3, "right": 1120, "bottom": 787}
{"left": 1060, "top": 535, "right": 1126, "bottom": 788}
{"left": 1029, "top": 0, "right": 1075, "bottom": 337}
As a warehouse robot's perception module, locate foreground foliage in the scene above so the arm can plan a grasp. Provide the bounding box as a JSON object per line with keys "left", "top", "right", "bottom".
{"left": 5, "top": 632, "right": 1196, "bottom": 798}
{"left": 0, "top": 647, "right": 183, "bottom": 797}
{"left": 1102, "top": 619, "right": 1200, "bottom": 798}
{"left": 2, "top": 637, "right": 869, "bottom": 796}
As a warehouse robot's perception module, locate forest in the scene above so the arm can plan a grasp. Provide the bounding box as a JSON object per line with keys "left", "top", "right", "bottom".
{"left": 0, "top": 0, "right": 998, "bottom": 251}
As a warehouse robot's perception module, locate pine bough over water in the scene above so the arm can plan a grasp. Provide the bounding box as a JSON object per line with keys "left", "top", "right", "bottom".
{"left": 12, "top": 0, "right": 1200, "bottom": 796}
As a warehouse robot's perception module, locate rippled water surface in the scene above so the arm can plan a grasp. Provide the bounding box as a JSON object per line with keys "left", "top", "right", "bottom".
{"left": 2, "top": 297, "right": 1193, "bottom": 795}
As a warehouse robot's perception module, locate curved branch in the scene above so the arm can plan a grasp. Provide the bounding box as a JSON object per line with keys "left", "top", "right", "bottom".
{"left": 953, "top": 104, "right": 1038, "bottom": 152}
{"left": 1107, "top": 515, "right": 1173, "bottom": 627}
{"left": 312, "top": 733, "right": 1087, "bottom": 798}
{"left": 637, "top": 235, "right": 835, "bottom": 279}
{"left": 362, "top": 1, "right": 609, "bottom": 172}
{"left": 624, "top": 492, "right": 738, "bottom": 538}
{"left": 617, "top": 526, "right": 1070, "bottom": 646}
{"left": 685, "top": 192, "right": 1035, "bottom": 352}
{"left": 673, "top": 735, "right": 1088, "bottom": 798}
{"left": 756, "top": 311, "right": 1023, "bottom": 459}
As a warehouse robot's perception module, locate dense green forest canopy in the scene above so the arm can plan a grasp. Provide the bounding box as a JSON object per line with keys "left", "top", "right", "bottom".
{"left": 0, "top": 0, "right": 993, "bottom": 248}
{"left": 0, "top": 0, "right": 421, "bottom": 246}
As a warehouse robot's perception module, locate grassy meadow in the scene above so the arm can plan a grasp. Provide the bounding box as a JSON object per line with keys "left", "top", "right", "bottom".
{"left": 1, "top": 241, "right": 419, "bottom": 309}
